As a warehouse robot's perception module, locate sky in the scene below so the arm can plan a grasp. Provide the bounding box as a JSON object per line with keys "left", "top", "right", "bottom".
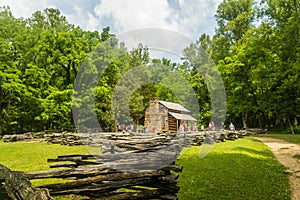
{"left": 0, "top": 0, "right": 223, "bottom": 60}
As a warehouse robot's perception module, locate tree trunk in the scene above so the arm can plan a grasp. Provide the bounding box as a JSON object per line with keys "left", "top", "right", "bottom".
{"left": 258, "top": 113, "right": 263, "bottom": 129}
{"left": 288, "top": 118, "right": 295, "bottom": 134}
{"left": 242, "top": 112, "right": 248, "bottom": 129}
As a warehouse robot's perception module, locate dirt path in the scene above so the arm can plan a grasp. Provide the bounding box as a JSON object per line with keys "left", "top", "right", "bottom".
{"left": 254, "top": 137, "right": 300, "bottom": 200}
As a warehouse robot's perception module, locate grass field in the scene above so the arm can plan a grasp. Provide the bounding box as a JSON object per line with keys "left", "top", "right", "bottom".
{"left": 176, "top": 137, "right": 291, "bottom": 200}
{"left": 0, "top": 137, "right": 292, "bottom": 199}
{"left": 0, "top": 140, "right": 90, "bottom": 186}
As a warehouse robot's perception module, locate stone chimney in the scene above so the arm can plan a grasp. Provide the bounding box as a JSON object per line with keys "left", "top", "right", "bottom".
{"left": 150, "top": 97, "right": 159, "bottom": 106}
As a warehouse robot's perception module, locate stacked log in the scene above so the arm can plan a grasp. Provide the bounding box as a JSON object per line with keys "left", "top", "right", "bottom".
{"left": 45, "top": 133, "right": 83, "bottom": 145}
{"left": 2, "top": 133, "right": 33, "bottom": 143}
{"left": 61, "top": 133, "right": 83, "bottom": 146}
{"left": 44, "top": 133, "right": 65, "bottom": 144}
{"left": 100, "top": 133, "right": 176, "bottom": 153}
{"left": 42, "top": 128, "right": 266, "bottom": 147}
{"left": 186, "top": 128, "right": 267, "bottom": 145}
{"left": 1, "top": 133, "right": 183, "bottom": 199}
{"left": 16, "top": 132, "right": 184, "bottom": 199}
{"left": 21, "top": 153, "right": 182, "bottom": 199}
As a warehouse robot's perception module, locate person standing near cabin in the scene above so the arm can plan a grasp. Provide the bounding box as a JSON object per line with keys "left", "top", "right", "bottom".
{"left": 211, "top": 121, "right": 215, "bottom": 131}
{"left": 190, "top": 124, "right": 194, "bottom": 132}
{"left": 143, "top": 124, "right": 148, "bottom": 133}
{"left": 201, "top": 125, "right": 204, "bottom": 131}
{"left": 229, "top": 122, "right": 235, "bottom": 131}
{"left": 183, "top": 121, "right": 188, "bottom": 132}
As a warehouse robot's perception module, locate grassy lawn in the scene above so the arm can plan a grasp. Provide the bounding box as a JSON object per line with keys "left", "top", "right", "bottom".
{"left": 176, "top": 137, "right": 291, "bottom": 200}
{"left": 254, "top": 133, "right": 300, "bottom": 144}
{"left": 0, "top": 140, "right": 90, "bottom": 186}
{"left": 0, "top": 137, "right": 291, "bottom": 200}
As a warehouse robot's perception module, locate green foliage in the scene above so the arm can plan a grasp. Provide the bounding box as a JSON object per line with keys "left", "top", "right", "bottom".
{"left": 0, "top": 7, "right": 104, "bottom": 134}
{"left": 176, "top": 138, "right": 291, "bottom": 199}
{"left": 0, "top": 0, "right": 299, "bottom": 133}
{"left": 182, "top": 0, "right": 300, "bottom": 130}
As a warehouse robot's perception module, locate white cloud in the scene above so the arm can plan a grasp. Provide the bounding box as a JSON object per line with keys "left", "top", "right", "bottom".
{"left": 0, "top": 0, "right": 224, "bottom": 40}
{"left": 0, "top": 0, "right": 54, "bottom": 19}
{"left": 65, "top": 4, "right": 101, "bottom": 31}
{"left": 168, "top": 0, "right": 223, "bottom": 38}
{"left": 94, "top": 0, "right": 179, "bottom": 33}
{"left": 86, "top": 13, "right": 101, "bottom": 31}
{"left": 94, "top": 0, "right": 223, "bottom": 39}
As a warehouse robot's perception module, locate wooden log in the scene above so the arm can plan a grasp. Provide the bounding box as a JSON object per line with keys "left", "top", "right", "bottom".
{"left": 25, "top": 165, "right": 116, "bottom": 180}
{"left": 22, "top": 133, "right": 183, "bottom": 199}
{"left": 24, "top": 169, "right": 74, "bottom": 179}
{"left": 0, "top": 164, "right": 53, "bottom": 200}
{"left": 145, "top": 182, "right": 180, "bottom": 193}
{"left": 49, "top": 177, "right": 153, "bottom": 196}
{"left": 48, "top": 156, "right": 101, "bottom": 167}
{"left": 50, "top": 163, "right": 78, "bottom": 168}
{"left": 157, "top": 174, "right": 179, "bottom": 183}
{"left": 57, "top": 154, "right": 99, "bottom": 159}
{"left": 39, "top": 170, "right": 167, "bottom": 191}
{"left": 161, "top": 165, "right": 183, "bottom": 172}
{"left": 47, "top": 157, "right": 83, "bottom": 162}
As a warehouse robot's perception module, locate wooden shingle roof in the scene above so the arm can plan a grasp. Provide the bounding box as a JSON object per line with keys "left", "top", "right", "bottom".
{"left": 159, "top": 100, "right": 190, "bottom": 113}
{"left": 169, "top": 112, "right": 197, "bottom": 121}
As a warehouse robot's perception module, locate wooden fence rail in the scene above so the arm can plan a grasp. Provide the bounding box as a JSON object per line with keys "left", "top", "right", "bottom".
{"left": 0, "top": 129, "right": 265, "bottom": 199}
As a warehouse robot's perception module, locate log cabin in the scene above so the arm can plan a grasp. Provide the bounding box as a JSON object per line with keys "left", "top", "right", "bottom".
{"left": 144, "top": 97, "right": 197, "bottom": 133}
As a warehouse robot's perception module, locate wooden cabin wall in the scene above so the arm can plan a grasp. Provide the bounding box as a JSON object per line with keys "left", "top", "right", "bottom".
{"left": 168, "top": 114, "right": 178, "bottom": 132}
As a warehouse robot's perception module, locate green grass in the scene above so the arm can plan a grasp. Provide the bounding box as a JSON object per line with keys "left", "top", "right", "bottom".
{"left": 0, "top": 138, "right": 292, "bottom": 200}
{"left": 0, "top": 140, "right": 91, "bottom": 186}
{"left": 254, "top": 133, "right": 300, "bottom": 144}
{"left": 176, "top": 138, "right": 291, "bottom": 200}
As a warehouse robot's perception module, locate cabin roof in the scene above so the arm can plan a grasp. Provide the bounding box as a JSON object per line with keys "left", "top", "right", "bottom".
{"left": 169, "top": 112, "right": 197, "bottom": 121}
{"left": 159, "top": 100, "right": 190, "bottom": 113}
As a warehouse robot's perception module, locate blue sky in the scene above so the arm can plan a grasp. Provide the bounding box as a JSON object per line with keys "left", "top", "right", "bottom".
{"left": 0, "top": 0, "right": 223, "bottom": 61}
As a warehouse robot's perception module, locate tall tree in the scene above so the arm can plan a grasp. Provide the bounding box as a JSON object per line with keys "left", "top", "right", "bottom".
{"left": 260, "top": 0, "right": 300, "bottom": 132}
{"left": 214, "top": 0, "right": 258, "bottom": 128}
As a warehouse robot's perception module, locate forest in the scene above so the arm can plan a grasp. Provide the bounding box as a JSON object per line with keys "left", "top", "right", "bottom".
{"left": 0, "top": 0, "right": 299, "bottom": 135}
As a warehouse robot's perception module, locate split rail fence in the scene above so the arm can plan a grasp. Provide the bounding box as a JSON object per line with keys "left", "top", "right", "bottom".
{"left": 0, "top": 129, "right": 264, "bottom": 199}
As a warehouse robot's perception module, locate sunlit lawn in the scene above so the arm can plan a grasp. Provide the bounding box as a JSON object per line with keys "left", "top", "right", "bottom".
{"left": 176, "top": 137, "right": 291, "bottom": 200}
{"left": 0, "top": 140, "right": 90, "bottom": 186}
{"left": 0, "top": 137, "right": 292, "bottom": 200}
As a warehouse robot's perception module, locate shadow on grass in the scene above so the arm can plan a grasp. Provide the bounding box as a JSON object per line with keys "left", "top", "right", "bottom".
{"left": 292, "top": 154, "right": 300, "bottom": 159}
{"left": 232, "top": 146, "right": 271, "bottom": 159}
{"left": 176, "top": 139, "right": 291, "bottom": 200}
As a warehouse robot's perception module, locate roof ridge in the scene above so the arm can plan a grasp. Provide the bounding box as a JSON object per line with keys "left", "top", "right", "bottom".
{"left": 158, "top": 100, "right": 190, "bottom": 113}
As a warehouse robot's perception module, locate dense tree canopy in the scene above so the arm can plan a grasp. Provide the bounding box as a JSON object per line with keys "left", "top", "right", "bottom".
{"left": 0, "top": 0, "right": 299, "bottom": 134}
{"left": 183, "top": 0, "right": 299, "bottom": 132}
